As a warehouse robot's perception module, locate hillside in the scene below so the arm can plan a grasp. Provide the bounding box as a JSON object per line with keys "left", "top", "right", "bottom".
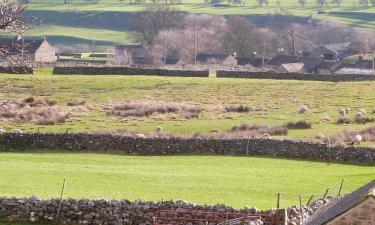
{"left": 23, "top": 0, "right": 375, "bottom": 51}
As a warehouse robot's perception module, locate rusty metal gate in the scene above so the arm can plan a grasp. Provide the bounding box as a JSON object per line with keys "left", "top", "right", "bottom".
{"left": 153, "top": 210, "right": 277, "bottom": 225}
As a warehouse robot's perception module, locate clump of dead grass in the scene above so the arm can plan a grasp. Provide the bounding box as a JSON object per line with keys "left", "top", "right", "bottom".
{"left": 0, "top": 98, "right": 70, "bottom": 125}
{"left": 67, "top": 99, "right": 86, "bottom": 106}
{"left": 225, "top": 104, "right": 250, "bottom": 113}
{"left": 286, "top": 120, "right": 312, "bottom": 129}
{"left": 106, "top": 101, "right": 202, "bottom": 119}
{"left": 227, "top": 123, "right": 288, "bottom": 138}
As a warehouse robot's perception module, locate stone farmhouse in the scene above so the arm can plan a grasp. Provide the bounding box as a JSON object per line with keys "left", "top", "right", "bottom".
{"left": 305, "top": 180, "right": 374, "bottom": 225}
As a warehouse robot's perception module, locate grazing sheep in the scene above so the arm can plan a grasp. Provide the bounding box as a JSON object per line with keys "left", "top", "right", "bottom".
{"left": 298, "top": 105, "right": 308, "bottom": 114}
{"left": 352, "top": 134, "right": 362, "bottom": 145}
{"left": 345, "top": 107, "right": 351, "bottom": 114}
{"left": 0, "top": 128, "right": 6, "bottom": 134}
{"left": 12, "top": 129, "right": 23, "bottom": 134}
{"left": 356, "top": 111, "right": 365, "bottom": 117}
{"left": 339, "top": 108, "right": 346, "bottom": 116}
{"left": 155, "top": 126, "right": 163, "bottom": 133}
{"left": 358, "top": 109, "right": 367, "bottom": 116}
{"left": 135, "top": 133, "right": 146, "bottom": 138}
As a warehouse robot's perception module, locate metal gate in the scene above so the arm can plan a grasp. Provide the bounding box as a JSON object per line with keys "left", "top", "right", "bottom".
{"left": 153, "top": 210, "right": 277, "bottom": 225}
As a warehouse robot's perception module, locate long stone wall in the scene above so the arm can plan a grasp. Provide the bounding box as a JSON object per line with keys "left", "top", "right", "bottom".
{"left": 0, "top": 133, "right": 374, "bottom": 165}
{"left": 0, "top": 196, "right": 338, "bottom": 225}
{"left": 53, "top": 66, "right": 209, "bottom": 77}
{"left": 216, "top": 71, "right": 375, "bottom": 82}
{"left": 0, "top": 67, "right": 33, "bottom": 74}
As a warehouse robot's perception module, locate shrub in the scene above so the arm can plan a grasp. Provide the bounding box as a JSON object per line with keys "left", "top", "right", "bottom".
{"left": 107, "top": 101, "right": 202, "bottom": 118}
{"left": 225, "top": 104, "right": 250, "bottom": 113}
{"left": 67, "top": 99, "right": 86, "bottom": 106}
{"left": 230, "top": 123, "right": 288, "bottom": 136}
{"left": 336, "top": 117, "right": 353, "bottom": 124}
{"left": 286, "top": 120, "right": 312, "bottom": 129}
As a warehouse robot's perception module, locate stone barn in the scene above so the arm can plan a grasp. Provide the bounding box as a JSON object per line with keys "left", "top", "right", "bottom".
{"left": 305, "top": 180, "right": 374, "bottom": 225}
{"left": 0, "top": 37, "right": 56, "bottom": 64}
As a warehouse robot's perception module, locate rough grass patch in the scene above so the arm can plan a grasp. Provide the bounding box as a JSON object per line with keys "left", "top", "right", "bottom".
{"left": 225, "top": 104, "right": 250, "bottom": 113}
{"left": 227, "top": 123, "right": 288, "bottom": 137}
{"left": 286, "top": 120, "right": 312, "bottom": 129}
{"left": 0, "top": 99, "right": 69, "bottom": 125}
{"left": 67, "top": 99, "right": 86, "bottom": 106}
{"left": 106, "top": 101, "right": 202, "bottom": 119}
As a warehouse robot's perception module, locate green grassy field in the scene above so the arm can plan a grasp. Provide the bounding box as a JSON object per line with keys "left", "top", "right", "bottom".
{"left": 20, "top": 0, "right": 375, "bottom": 50}
{"left": 1, "top": 68, "right": 375, "bottom": 145}
{"left": 0, "top": 151, "right": 373, "bottom": 209}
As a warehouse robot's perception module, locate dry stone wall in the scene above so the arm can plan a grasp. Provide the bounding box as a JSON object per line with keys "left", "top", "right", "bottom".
{"left": 53, "top": 66, "right": 209, "bottom": 77}
{"left": 0, "top": 133, "right": 374, "bottom": 165}
{"left": 0, "top": 197, "right": 269, "bottom": 225}
{"left": 216, "top": 71, "right": 375, "bottom": 82}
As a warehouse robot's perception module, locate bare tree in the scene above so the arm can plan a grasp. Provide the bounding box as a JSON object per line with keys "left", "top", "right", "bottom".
{"left": 298, "top": 0, "right": 306, "bottom": 7}
{"left": 358, "top": 0, "right": 369, "bottom": 6}
{"left": 257, "top": 0, "right": 269, "bottom": 6}
{"left": 316, "top": 0, "right": 328, "bottom": 6}
{"left": 223, "top": 16, "right": 262, "bottom": 58}
{"left": 0, "top": 0, "right": 29, "bottom": 67}
{"left": 331, "top": 0, "right": 343, "bottom": 6}
{"left": 132, "top": 4, "right": 184, "bottom": 45}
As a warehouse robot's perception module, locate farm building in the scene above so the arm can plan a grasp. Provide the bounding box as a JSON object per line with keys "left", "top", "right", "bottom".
{"left": 303, "top": 42, "right": 362, "bottom": 61}
{"left": 305, "top": 180, "right": 375, "bottom": 225}
{"left": 0, "top": 37, "right": 56, "bottom": 64}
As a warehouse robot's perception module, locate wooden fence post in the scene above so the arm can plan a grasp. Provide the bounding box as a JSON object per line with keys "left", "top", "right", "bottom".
{"left": 338, "top": 179, "right": 345, "bottom": 196}
{"left": 306, "top": 195, "right": 314, "bottom": 206}
{"left": 299, "top": 194, "right": 304, "bottom": 225}
{"left": 323, "top": 188, "right": 329, "bottom": 198}
{"left": 277, "top": 193, "right": 281, "bottom": 209}
{"left": 56, "top": 179, "right": 67, "bottom": 224}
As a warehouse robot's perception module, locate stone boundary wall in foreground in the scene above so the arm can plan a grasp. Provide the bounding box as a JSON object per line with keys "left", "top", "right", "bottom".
{"left": 0, "top": 133, "right": 374, "bottom": 165}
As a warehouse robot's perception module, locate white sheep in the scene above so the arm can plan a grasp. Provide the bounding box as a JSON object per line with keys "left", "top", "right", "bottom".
{"left": 0, "top": 128, "right": 6, "bottom": 134}
{"left": 339, "top": 108, "right": 346, "bottom": 117}
{"left": 155, "top": 126, "right": 163, "bottom": 133}
{"left": 353, "top": 134, "right": 362, "bottom": 145}
{"left": 12, "top": 129, "right": 23, "bottom": 135}
{"left": 299, "top": 105, "right": 308, "bottom": 114}
{"left": 358, "top": 109, "right": 367, "bottom": 116}
{"left": 135, "top": 133, "right": 146, "bottom": 138}
{"left": 345, "top": 107, "right": 351, "bottom": 114}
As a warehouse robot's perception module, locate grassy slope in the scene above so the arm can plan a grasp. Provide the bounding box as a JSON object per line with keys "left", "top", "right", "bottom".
{"left": 1, "top": 69, "right": 375, "bottom": 144}
{"left": 0, "top": 151, "right": 374, "bottom": 209}
{"left": 22, "top": 0, "right": 375, "bottom": 50}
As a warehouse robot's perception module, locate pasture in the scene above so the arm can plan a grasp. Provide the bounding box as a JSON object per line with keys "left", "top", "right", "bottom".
{"left": 0, "top": 151, "right": 374, "bottom": 209}
{"left": 22, "top": 0, "right": 375, "bottom": 50}
{"left": 1, "top": 69, "right": 375, "bottom": 145}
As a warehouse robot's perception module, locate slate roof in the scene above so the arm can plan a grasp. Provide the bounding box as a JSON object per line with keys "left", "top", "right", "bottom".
{"left": 236, "top": 57, "right": 266, "bottom": 67}
{"left": 266, "top": 55, "right": 302, "bottom": 66}
{"left": 0, "top": 38, "right": 44, "bottom": 54}
{"left": 305, "top": 180, "right": 375, "bottom": 225}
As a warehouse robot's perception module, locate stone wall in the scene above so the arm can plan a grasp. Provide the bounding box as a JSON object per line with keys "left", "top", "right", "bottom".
{"left": 0, "top": 67, "right": 33, "bottom": 74}
{"left": 0, "top": 196, "right": 338, "bottom": 225}
{"left": 216, "top": 71, "right": 375, "bottom": 82}
{"left": 326, "top": 197, "right": 375, "bottom": 225}
{"left": 52, "top": 66, "right": 209, "bottom": 77}
{"left": 0, "top": 133, "right": 374, "bottom": 165}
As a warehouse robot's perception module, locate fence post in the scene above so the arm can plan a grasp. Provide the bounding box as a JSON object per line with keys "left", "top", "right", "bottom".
{"left": 323, "top": 188, "right": 330, "bottom": 198}
{"left": 299, "top": 194, "right": 303, "bottom": 225}
{"left": 277, "top": 193, "right": 281, "bottom": 209}
{"left": 246, "top": 134, "right": 250, "bottom": 155}
{"left": 306, "top": 195, "right": 314, "bottom": 206}
{"left": 56, "top": 179, "right": 67, "bottom": 224}
{"left": 338, "top": 179, "right": 345, "bottom": 196}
